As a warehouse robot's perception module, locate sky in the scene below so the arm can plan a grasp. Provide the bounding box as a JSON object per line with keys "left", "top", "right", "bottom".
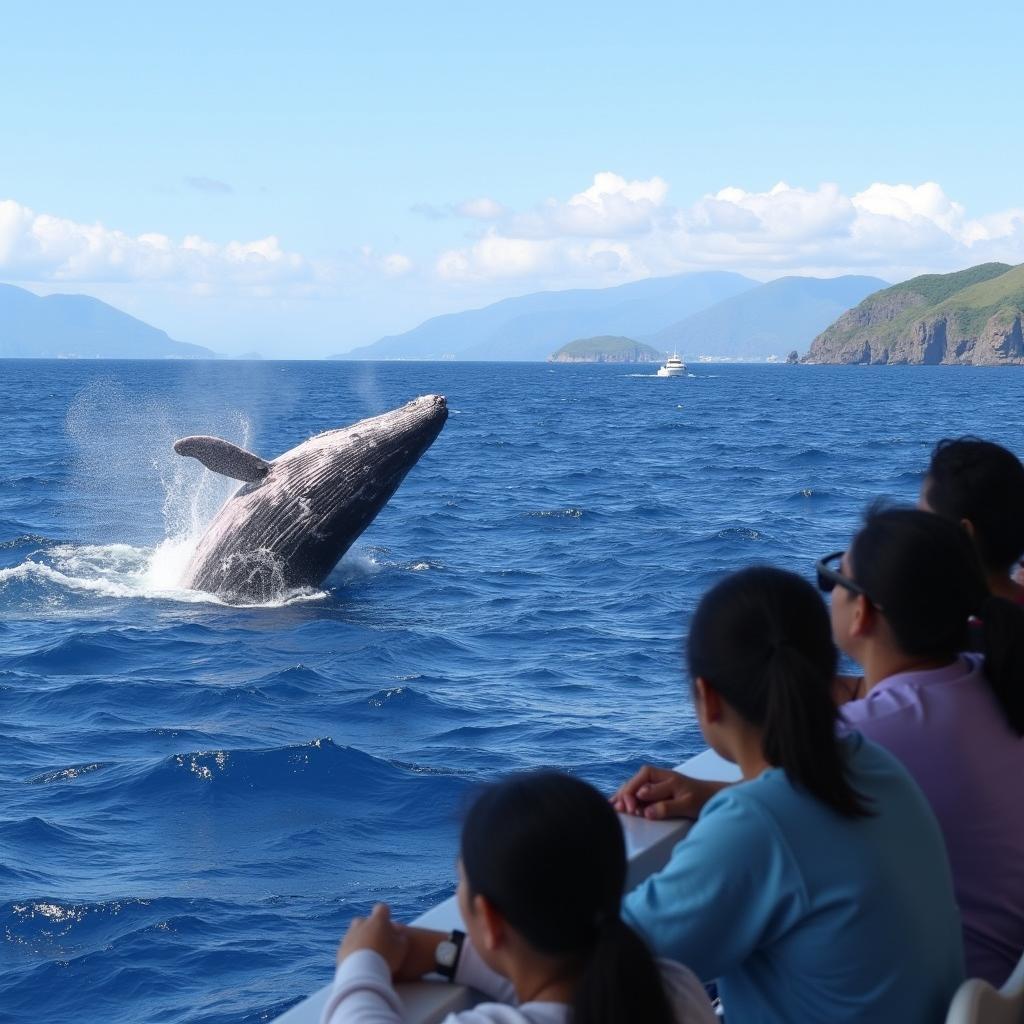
{"left": 2, "top": 0, "right": 1023, "bottom": 357}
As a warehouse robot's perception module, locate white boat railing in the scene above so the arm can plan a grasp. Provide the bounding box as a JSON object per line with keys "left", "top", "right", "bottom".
{"left": 272, "top": 748, "right": 739, "bottom": 1024}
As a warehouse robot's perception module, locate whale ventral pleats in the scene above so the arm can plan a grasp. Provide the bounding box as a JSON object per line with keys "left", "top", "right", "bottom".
{"left": 173, "top": 436, "right": 271, "bottom": 483}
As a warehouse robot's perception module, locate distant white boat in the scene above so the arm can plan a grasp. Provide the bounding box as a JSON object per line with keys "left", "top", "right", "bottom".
{"left": 657, "top": 352, "right": 687, "bottom": 377}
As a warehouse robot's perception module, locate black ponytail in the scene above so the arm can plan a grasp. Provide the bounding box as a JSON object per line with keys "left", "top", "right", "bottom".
{"left": 572, "top": 917, "right": 675, "bottom": 1024}
{"left": 978, "top": 596, "right": 1024, "bottom": 735}
{"left": 460, "top": 771, "right": 675, "bottom": 1024}
{"left": 852, "top": 506, "right": 1024, "bottom": 736}
{"left": 687, "top": 566, "right": 869, "bottom": 818}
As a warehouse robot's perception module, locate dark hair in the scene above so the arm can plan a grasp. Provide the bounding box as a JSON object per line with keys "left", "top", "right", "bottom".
{"left": 924, "top": 437, "right": 1024, "bottom": 572}
{"left": 850, "top": 506, "right": 1024, "bottom": 735}
{"left": 460, "top": 771, "right": 675, "bottom": 1024}
{"left": 687, "top": 566, "right": 869, "bottom": 818}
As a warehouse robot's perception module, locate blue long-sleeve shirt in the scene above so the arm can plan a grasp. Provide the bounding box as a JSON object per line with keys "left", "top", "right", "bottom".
{"left": 623, "top": 734, "right": 965, "bottom": 1024}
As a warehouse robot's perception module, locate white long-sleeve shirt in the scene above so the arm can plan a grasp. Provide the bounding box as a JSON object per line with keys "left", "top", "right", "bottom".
{"left": 321, "top": 938, "right": 716, "bottom": 1024}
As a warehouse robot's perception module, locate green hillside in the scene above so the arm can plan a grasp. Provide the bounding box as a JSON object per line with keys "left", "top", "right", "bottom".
{"left": 807, "top": 263, "right": 1024, "bottom": 365}
{"left": 867, "top": 263, "right": 1011, "bottom": 308}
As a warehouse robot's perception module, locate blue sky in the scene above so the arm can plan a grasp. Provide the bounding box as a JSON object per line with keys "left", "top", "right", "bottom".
{"left": 2, "top": 0, "right": 1022, "bottom": 356}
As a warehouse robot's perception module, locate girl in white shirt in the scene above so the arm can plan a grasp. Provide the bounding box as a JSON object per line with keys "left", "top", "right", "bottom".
{"left": 321, "top": 770, "right": 715, "bottom": 1024}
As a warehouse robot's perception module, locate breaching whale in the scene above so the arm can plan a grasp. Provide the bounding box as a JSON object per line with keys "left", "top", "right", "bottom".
{"left": 173, "top": 394, "right": 448, "bottom": 603}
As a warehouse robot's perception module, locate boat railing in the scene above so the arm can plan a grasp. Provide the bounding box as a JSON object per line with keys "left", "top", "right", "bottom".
{"left": 272, "top": 748, "right": 739, "bottom": 1024}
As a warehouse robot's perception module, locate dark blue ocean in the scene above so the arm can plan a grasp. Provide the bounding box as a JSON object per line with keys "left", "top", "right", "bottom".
{"left": 2, "top": 360, "right": 1020, "bottom": 1024}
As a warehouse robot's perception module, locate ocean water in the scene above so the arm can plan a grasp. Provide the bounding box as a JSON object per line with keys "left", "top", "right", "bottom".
{"left": 2, "top": 359, "right": 1021, "bottom": 1024}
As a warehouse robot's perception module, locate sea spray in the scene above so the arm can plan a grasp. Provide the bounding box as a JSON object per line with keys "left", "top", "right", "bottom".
{"left": 58, "top": 379, "right": 256, "bottom": 595}
{"left": 65, "top": 378, "right": 251, "bottom": 548}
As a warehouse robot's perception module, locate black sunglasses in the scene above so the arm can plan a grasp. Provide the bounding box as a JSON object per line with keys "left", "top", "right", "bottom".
{"left": 815, "top": 551, "right": 884, "bottom": 611}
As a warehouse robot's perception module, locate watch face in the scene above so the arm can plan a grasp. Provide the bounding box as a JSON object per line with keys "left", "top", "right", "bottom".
{"left": 436, "top": 939, "right": 458, "bottom": 970}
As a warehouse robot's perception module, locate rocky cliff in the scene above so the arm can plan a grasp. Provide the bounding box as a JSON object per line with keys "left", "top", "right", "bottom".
{"left": 807, "top": 263, "right": 1024, "bottom": 365}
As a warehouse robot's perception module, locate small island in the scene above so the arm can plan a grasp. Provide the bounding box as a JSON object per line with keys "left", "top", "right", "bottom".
{"left": 549, "top": 335, "right": 665, "bottom": 363}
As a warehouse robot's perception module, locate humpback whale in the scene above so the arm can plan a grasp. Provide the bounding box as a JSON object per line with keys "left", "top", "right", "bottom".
{"left": 174, "top": 394, "right": 448, "bottom": 603}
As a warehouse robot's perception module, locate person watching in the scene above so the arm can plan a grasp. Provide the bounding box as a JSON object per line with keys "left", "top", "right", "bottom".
{"left": 612, "top": 566, "right": 964, "bottom": 1023}
{"left": 919, "top": 436, "right": 1024, "bottom": 603}
{"left": 323, "top": 770, "right": 715, "bottom": 1024}
{"left": 822, "top": 505, "right": 1024, "bottom": 985}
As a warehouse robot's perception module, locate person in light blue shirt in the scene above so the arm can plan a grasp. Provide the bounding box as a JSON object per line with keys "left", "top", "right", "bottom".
{"left": 613, "top": 566, "right": 964, "bottom": 1024}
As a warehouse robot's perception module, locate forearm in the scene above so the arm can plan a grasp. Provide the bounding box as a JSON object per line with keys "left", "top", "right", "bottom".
{"left": 321, "top": 951, "right": 405, "bottom": 1024}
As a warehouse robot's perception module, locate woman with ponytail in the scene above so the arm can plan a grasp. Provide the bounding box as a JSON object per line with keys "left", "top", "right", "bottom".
{"left": 613, "top": 566, "right": 964, "bottom": 1024}
{"left": 322, "top": 771, "right": 715, "bottom": 1024}
{"left": 827, "top": 505, "right": 1024, "bottom": 985}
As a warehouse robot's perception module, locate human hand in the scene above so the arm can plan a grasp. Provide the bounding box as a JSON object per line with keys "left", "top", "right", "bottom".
{"left": 337, "top": 904, "right": 409, "bottom": 972}
{"left": 391, "top": 926, "right": 449, "bottom": 981}
{"left": 833, "top": 674, "right": 865, "bottom": 706}
{"left": 610, "top": 764, "right": 723, "bottom": 820}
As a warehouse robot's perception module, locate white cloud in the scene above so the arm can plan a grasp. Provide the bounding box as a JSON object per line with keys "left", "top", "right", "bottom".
{"left": 454, "top": 197, "right": 505, "bottom": 220}
{"left": 506, "top": 172, "right": 670, "bottom": 240}
{"left": 852, "top": 182, "right": 964, "bottom": 233}
{"left": 0, "top": 199, "right": 309, "bottom": 286}
{"left": 432, "top": 176, "right": 1024, "bottom": 285}
{"left": 380, "top": 252, "right": 414, "bottom": 276}
{"left": 359, "top": 245, "right": 415, "bottom": 277}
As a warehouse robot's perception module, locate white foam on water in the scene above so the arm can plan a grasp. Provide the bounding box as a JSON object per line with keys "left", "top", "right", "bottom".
{"left": 0, "top": 542, "right": 328, "bottom": 607}
{"left": 0, "top": 382, "right": 331, "bottom": 609}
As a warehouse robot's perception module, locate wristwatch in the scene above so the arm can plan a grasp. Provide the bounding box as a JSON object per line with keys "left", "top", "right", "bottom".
{"left": 435, "top": 929, "right": 466, "bottom": 981}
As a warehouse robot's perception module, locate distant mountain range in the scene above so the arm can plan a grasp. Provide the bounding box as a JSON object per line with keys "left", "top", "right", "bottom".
{"left": 338, "top": 271, "right": 890, "bottom": 362}
{"left": 646, "top": 275, "right": 888, "bottom": 360}
{"left": 336, "top": 272, "right": 757, "bottom": 361}
{"left": 0, "top": 283, "right": 214, "bottom": 359}
{"left": 807, "top": 263, "right": 1024, "bottom": 364}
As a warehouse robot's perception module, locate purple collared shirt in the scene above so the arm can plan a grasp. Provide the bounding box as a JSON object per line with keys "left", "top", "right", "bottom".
{"left": 841, "top": 654, "right": 1024, "bottom": 985}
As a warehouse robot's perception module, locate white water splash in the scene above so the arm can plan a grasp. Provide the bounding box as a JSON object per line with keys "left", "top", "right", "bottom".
{"left": 0, "top": 382, "right": 331, "bottom": 608}
{"left": 0, "top": 542, "right": 328, "bottom": 607}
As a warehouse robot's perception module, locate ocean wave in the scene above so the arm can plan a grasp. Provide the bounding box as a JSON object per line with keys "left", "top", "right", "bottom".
{"left": 2, "top": 815, "right": 91, "bottom": 843}
{"left": 0, "top": 533, "right": 54, "bottom": 551}
{"left": 360, "top": 685, "right": 447, "bottom": 712}
{"left": 30, "top": 762, "right": 109, "bottom": 785}
{"left": 112, "top": 738, "right": 470, "bottom": 806}
{"left": 250, "top": 664, "right": 334, "bottom": 697}
{"left": 523, "top": 507, "right": 586, "bottom": 519}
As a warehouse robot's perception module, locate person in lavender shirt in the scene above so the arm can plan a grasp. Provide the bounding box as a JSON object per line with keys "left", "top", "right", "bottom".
{"left": 919, "top": 437, "right": 1024, "bottom": 604}
{"left": 821, "top": 506, "right": 1024, "bottom": 985}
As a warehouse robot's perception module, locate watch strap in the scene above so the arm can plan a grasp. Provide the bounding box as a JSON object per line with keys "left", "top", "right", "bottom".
{"left": 435, "top": 928, "right": 466, "bottom": 981}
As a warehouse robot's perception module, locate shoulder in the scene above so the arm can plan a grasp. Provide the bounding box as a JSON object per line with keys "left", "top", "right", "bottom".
{"left": 839, "top": 730, "right": 910, "bottom": 777}
{"left": 657, "top": 960, "right": 718, "bottom": 1023}
{"left": 682, "top": 776, "right": 805, "bottom": 877}
{"left": 700, "top": 767, "right": 810, "bottom": 836}
{"left": 840, "top": 685, "right": 920, "bottom": 729}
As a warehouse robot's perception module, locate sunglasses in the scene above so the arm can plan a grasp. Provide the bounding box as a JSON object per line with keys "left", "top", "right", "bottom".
{"left": 815, "top": 551, "right": 884, "bottom": 611}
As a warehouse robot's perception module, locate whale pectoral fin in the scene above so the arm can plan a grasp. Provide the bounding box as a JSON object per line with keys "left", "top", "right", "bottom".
{"left": 173, "top": 436, "right": 271, "bottom": 483}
